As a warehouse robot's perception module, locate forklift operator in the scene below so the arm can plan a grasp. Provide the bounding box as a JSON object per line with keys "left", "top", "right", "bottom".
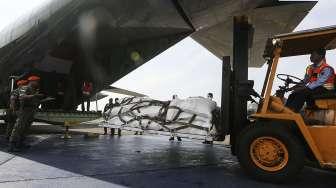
{"left": 285, "top": 48, "right": 335, "bottom": 112}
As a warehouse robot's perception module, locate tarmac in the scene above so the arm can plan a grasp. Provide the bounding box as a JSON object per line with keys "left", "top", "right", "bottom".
{"left": 0, "top": 127, "right": 335, "bottom": 188}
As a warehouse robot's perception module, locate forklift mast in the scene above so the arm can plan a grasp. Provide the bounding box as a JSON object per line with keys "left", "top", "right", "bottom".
{"left": 220, "top": 16, "right": 256, "bottom": 155}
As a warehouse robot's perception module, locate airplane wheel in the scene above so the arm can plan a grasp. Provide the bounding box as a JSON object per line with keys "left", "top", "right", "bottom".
{"left": 237, "top": 122, "right": 304, "bottom": 183}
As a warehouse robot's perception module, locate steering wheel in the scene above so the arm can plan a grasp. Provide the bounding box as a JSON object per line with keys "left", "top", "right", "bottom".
{"left": 277, "top": 74, "right": 304, "bottom": 85}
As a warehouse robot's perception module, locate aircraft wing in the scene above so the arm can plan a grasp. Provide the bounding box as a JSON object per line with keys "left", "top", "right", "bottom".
{"left": 188, "top": 1, "right": 317, "bottom": 67}
{"left": 89, "top": 86, "right": 146, "bottom": 102}
{"left": 104, "top": 86, "right": 147, "bottom": 97}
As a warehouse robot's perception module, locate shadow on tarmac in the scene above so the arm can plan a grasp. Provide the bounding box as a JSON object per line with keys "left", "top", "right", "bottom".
{"left": 0, "top": 133, "right": 335, "bottom": 188}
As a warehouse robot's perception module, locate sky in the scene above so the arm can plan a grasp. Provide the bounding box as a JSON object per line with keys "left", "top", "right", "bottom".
{"left": 0, "top": 0, "right": 48, "bottom": 29}
{"left": 0, "top": 0, "right": 335, "bottom": 111}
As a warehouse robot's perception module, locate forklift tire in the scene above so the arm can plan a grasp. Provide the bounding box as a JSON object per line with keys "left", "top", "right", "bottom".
{"left": 237, "top": 122, "right": 304, "bottom": 183}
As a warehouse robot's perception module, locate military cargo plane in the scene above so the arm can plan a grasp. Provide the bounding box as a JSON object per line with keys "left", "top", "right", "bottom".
{"left": 0, "top": 0, "right": 316, "bottom": 125}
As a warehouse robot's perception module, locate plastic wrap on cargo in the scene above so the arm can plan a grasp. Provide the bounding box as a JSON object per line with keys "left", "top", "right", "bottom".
{"left": 101, "top": 96, "right": 218, "bottom": 139}
{"left": 166, "top": 97, "right": 217, "bottom": 135}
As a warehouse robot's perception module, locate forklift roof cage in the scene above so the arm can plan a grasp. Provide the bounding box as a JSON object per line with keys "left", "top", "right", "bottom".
{"left": 274, "top": 25, "right": 336, "bottom": 57}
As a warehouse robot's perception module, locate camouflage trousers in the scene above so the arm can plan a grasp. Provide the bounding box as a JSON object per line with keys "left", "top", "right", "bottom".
{"left": 9, "top": 108, "right": 35, "bottom": 144}
{"left": 5, "top": 110, "right": 17, "bottom": 140}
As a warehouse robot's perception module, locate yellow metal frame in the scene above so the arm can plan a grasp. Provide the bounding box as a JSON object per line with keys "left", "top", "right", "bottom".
{"left": 277, "top": 27, "right": 336, "bottom": 41}
{"left": 251, "top": 44, "right": 336, "bottom": 168}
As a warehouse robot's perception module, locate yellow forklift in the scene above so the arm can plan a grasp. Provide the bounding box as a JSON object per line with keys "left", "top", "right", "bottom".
{"left": 224, "top": 25, "right": 336, "bottom": 183}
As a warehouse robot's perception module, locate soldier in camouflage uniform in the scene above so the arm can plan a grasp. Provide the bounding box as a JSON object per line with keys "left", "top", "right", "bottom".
{"left": 5, "top": 80, "right": 28, "bottom": 141}
{"left": 8, "top": 76, "right": 43, "bottom": 152}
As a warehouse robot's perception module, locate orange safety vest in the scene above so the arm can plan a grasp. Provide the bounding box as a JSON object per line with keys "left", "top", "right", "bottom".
{"left": 306, "top": 62, "right": 335, "bottom": 90}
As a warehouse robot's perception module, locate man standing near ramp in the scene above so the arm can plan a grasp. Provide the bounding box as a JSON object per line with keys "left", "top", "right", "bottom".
{"left": 8, "top": 76, "right": 43, "bottom": 152}
{"left": 5, "top": 80, "right": 28, "bottom": 141}
{"left": 103, "top": 98, "right": 114, "bottom": 135}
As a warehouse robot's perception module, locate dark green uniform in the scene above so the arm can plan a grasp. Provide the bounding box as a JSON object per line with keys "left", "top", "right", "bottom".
{"left": 5, "top": 89, "right": 19, "bottom": 140}
{"left": 9, "top": 86, "right": 39, "bottom": 147}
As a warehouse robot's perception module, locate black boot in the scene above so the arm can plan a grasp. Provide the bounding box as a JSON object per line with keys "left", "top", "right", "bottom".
{"left": 202, "top": 140, "right": 213, "bottom": 145}
{"left": 169, "top": 136, "right": 174, "bottom": 141}
{"left": 177, "top": 137, "right": 182, "bottom": 141}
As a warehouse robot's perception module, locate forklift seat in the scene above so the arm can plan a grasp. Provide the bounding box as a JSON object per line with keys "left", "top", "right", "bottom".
{"left": 312, "top": 91, "right": 336, "bottom": 109}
